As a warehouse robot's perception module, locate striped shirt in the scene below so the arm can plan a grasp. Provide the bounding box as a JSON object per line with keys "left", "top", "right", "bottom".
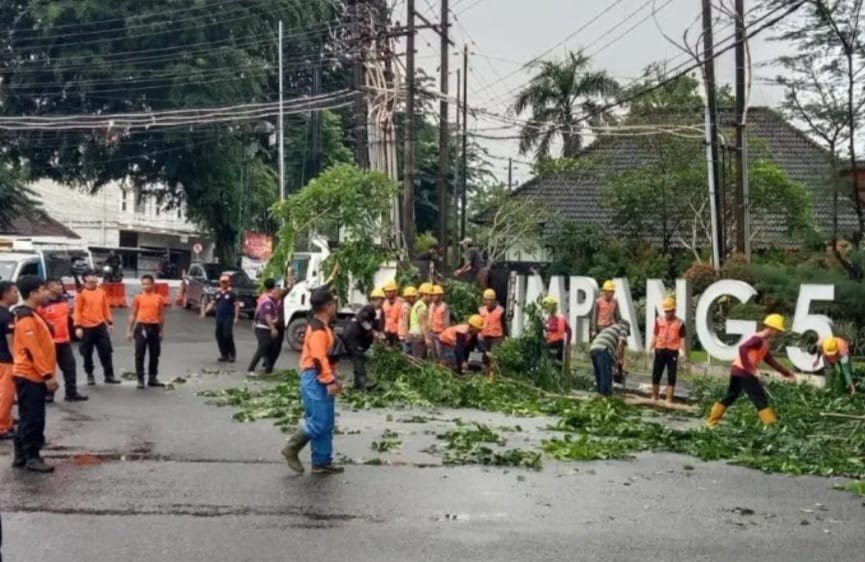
{"left": 590, "top": 324, "right": 629, "bottom": 354}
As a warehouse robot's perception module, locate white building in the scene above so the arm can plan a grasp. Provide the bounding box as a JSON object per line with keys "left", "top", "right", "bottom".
{"left": 29, "top": 179, "right": 213, "bottom": 277}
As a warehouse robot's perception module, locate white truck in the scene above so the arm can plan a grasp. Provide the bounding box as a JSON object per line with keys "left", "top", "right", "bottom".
{"left": 0, "top": 237, "right": 93, "bottom": 285}
{"left": 282, "top": 238, "right": 397, "bottom": 351}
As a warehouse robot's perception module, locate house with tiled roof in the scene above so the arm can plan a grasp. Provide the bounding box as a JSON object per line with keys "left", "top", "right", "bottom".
{"left": 500, "top": 107, "right": 859, "bottom": 260}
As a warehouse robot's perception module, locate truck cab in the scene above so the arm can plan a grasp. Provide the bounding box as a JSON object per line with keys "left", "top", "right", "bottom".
{"left": 282, "top": 238, "right": 396, "bottom": 352}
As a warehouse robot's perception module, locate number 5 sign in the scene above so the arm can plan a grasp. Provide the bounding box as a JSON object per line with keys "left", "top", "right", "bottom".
{"left": 785, "top": 284, "right": 835, "bottom": 372}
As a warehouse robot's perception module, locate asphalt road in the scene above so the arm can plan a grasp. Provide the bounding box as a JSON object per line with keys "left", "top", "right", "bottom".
{"left": 1, "top": 307, "right": 863, "bottom": 562}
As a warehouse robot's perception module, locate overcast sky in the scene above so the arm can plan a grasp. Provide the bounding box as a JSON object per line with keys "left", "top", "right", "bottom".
{"left": 402, "top": 0, "right": 797, "bottom": 185}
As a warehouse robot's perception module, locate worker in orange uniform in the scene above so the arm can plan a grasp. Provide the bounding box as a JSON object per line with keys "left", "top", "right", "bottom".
{"left": 381, "top": 280, "right": 403, "bottom": 347}
{"left": 0, "top": 281, "right": 19, "bottom": 440}
{"left": 11, "top": 275, "right": 58, "bottom": 473}
{"left": 74, "top": 270, "right": 119, "bottom": 385}
{"left": 707, "top": 314, "right": 795, "bottom": 427}
{"left": 479, "top": 289, "right": 505, "bottom": 351}
{"left": 39, "top": 278, "right": 88, "bottom": 402}
{"left": 647, "top": 297, "right": 685, "bottom": 406}
{"left": 591, "top": 280, "right": 619, "bottom": 339}
{"left": 543, "top": 296, "right": 571, "bottom": 362}
{"left": 438, "top": 315, "right": 485, "bottom": 374}
{"left": 127, "top": 275, "right": 166, "bottom": 389}
{"left": 814, "top": 336, "right": 856, "bottom": 395}
{"left": 399, "top": 286, "right": 417, "bottom": 354}
{"left": 281, "top": 288, "right": 344, "bottom": 475}
{"left": 428, "top": 285, "right": 449, "bottom": 360}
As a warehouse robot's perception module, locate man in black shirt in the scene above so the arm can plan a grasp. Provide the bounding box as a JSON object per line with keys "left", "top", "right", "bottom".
{"left": 340, "top": 304, "right": 379, "bottom": 391}
{"left": 455, "top": 238, "right": 489, "bottom": 289}
{"left": 0, "top": 281, "right": 19, "bottom": 440}
{"left": 202, "top": 274, "right": 241, "bottom": 362}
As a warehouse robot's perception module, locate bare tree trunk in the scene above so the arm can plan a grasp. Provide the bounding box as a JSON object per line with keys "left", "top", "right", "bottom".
{"left": 847, "top": 51, "right": 864, "bottom": 245}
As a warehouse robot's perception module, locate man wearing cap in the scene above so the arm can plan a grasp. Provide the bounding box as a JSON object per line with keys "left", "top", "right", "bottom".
{"left": 591, "top": 280, "right": 619, "bottom": 339}
{"left": 381, "top": 280, "right": 403, "bottom": 347}
{"left": 281, "top": 288, "right": 344, "bottom": 474}
{"left": 543, "top": 296, "right": 571, "bottom": 362}
{"left": 427, "top": 285, "right": 449, "bottom": 360}
{"left": 202, "top": 274, "right": 241, "bottom": 363}
{"left": 706, "top": 314, "right": 795, "bottom": 427}
{"left": 478, "top": 289, "right": 505, "bottom": 351}
{"left": 438, "top": 315, "right": 485, "bottom": 374}
{"left": 455, "top": 239, "right": 489, "bottom": 289}
{"left": 647, "top": 297, "right": 686, "bottom": 406}
{"left": 813, "top": 335, "right": 856, "bottom": 396}
{"left": 369, "top": 287, "right": 386, "bottom": 335}
{"left": 340, "top": 293, "right": 380, "bottom": 391}
{"left": 408, "top": 284, "right": 433, "bottom": 358}
{"left": 399, "top": 286, "right": 417, "bottom": 354}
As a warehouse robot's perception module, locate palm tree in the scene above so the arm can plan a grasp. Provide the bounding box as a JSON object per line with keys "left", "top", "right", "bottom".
{"left": 513, "top": 51, "right": 620, "bottom": 159}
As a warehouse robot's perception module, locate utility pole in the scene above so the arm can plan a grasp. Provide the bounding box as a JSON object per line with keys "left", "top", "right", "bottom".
{"left": 734, "top": 0, "right": 750, "bottom": 260}
{"left": 351, "top": 0, "right": 369, "bottom": 169}
{"left": 460, "top": 44, "right": 468, "bottom": 242}
{"left": 278, "top": 20, "right": 285, "bottom": 201}
{"left": 453, "top": 67, "right": 461, "bottom": 269}
{"left": 701, "top": 0, "right": 724, "bottom": 269}
{"left": 436, "top": 0, "right": 450, "bottom": 261}
{"left": 402, "top": 0, "right": 417, "bottom": 256}
{"left": 508, "top": 158, "right": 513, "bottom": 189}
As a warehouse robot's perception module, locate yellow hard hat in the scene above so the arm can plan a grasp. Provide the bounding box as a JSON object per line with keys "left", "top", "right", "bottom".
{"left": 662, "top": 297, "right": 676, "bottom": 312}
{"left": 602, "top": 280, "right": 615, "bottom": 292}
{"left": 468, "top": 314, "right": 484, "bottom": 330}
{"left": 370, "top": 288, "right": 385, "bottom": 299}
{"left": 483, "top": 289, "right": 497, "bottom": 300}
{"left": 763, "top": 313, "right": 786, "bottom": 332}
{"left": 419, "top": 282, "right": 433, "bottom": 295}
{"left": 542, "top": 296, "right": 557, "bottom": 307}
{"left": 822, "top": 336, "right": 839, "bottom": 357}
{"left": 403, "top": 286, "right": 418, "bottom": 298}
{"left": 383, "top": 280, "right": 398, "bottom": 292}
{"left": 431, "top": 285, "right": 444, "bottom": 296}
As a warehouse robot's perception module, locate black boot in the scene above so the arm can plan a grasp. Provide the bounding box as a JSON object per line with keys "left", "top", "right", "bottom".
{"left": 148, "top": 377, "right": 165, "bottom": 388}
{"left": 87, "top": 374, "right": 96, "bottom": 386}
{"left": 137, "top": 374, "right": 145, "bottom": 389}
{"left": 25, "top": 457, "right": 54, "bottom": 473}
{"left": 12, "top": 443, "right": 25, "bottom": 468}
{"left": 280, "top": 430, "right": 310, "bottom": 474}
{"left": 104, "top": 376, "right": 121, "bottom": 384}
{"left": 64, "top": 393, "right": 89, "bottom": 402}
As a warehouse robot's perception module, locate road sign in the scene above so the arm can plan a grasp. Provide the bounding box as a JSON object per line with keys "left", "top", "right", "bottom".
{"left": 192, "top": 243, "right": 203, "bottom": 255}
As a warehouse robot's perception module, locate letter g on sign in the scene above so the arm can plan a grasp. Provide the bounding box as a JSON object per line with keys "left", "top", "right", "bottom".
{"left": 696, "top": 280, "right": 758, "bottom": 362}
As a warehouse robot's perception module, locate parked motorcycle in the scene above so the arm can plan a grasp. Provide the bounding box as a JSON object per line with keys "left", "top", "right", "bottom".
{"left": 102, "top": 262, "right": 123, "bottom": 282}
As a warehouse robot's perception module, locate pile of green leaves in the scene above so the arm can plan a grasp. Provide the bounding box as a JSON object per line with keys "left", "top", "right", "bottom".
{"left": 439, "top": 421, "right": 542, "bottom": 469}
{"left": 198, "top": 373, "right": 304, "bottom": 432}
{"left": 443, "top": 280, "right": 483, "bottom": 322}
{"left": 370, "top": 429, "right": 402, "bottom": 453}
{"left": 493, "top": 303, "right": 568, "bottom": 392}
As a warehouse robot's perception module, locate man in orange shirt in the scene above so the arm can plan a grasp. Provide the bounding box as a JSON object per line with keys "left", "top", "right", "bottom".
{"left": 281, "top": 288, "right": 344, "bottom": 475}
{"left": 427, "top": 285, "right": 449, "bottom": 360}
{"left": 12, "top": 275, "right": 59, "bottom": 473}
{"left": 127, "top": 275, "right": 166, "bottom": 389}
{"left": 479, "top": 289, "right": 505, "bottom": 351}
{"left": 0, "top": 281, "right": 19, "bottom": 440}
{"left": 381, "top": 280, "right": 403, "bottom": 347}
{"left": 40, "top": 278, "right": 88, "bottom": 402}
{"left": 74, "top": 271, "right": 119, "bottom": 385}
{"left": 591, "top": 280, "right": 620, "bottom": 339}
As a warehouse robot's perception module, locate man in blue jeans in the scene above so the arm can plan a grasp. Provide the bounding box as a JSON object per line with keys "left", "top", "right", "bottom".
{"left": 280, "top": 288, "right": 344, "bottom": 475}
{"left": 589, "top": 320, "right": 630, "bottom": 397}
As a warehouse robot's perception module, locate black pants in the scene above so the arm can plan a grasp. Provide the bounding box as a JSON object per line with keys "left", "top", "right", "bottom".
{"left": 548, "top": 341, "right": 565, "bottom": 362}
{"left": 55, "top": 342, "right": 79, "bottom": 397}
{"left": 13, "top": 378, "right": 47, "bottom": 461}
{"left": 385, "top": 332, "right": 400, "bottom": 348}
{"left": 268, "top": 327, "right": 285, "bottom": 372}
{"left": 215, "top": 317, "right": 236, "bottom": 359}
{"left": 79, "top": 324, "right": 114, "bottom": 380}
{"left": 352, "top": 352, "right": 369, "bottom": 388}
{"left": 249, "top": 328, "right": 275, "bottom": 373}
{"left": 134, "top": 323, "right": 162, "bottom": 378}
{"left": 720, "top": 374, "right": 769, "bottom": 411}
{"left": 652, "top": 349, "right": 679, "bottom": 386}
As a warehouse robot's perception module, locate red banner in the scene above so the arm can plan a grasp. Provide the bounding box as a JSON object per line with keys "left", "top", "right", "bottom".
{"left": 242, "top": 232, "right": 273, "bottom": 260}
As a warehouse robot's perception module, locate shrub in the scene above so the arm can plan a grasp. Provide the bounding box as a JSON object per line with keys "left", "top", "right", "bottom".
{"left": 683, "top": 261, "right": 716, "bottom": 294}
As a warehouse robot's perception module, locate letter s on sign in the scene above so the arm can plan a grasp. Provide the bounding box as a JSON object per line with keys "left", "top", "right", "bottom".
{"left": 786, "top": 284, "right": 835, "bottom": 373}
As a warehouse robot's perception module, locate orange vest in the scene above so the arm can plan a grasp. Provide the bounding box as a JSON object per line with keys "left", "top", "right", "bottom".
{"left": 39, "top": 298, "right": 71, "bottom": 344}
{"left": 821, "top": 337, "right": 849, "bottom": 364}
{"left": 479, "top": 305, "right": 504, "bottom": 338}
{"left": 654, "top": 316, "right": 684, "bottom": 351}
{"left": 430, "top": 302, "right": 449, "bottom": 334}
{"left": 545, "top": 315, "right": 567, "bottom": 344}
{"left": 439, "top": 324, "right": 469, "bottom": 347}
{"left": 595, "top": 297, "right": 617, "bottom": 329}
{"left": 732, "top": 331, "right": 770, "bottom": 374}
{"left": 383, "top": 298, "right": 404, "bottom": 335}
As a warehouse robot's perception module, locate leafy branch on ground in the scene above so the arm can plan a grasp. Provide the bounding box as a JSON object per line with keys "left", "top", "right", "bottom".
{"left": 371, "top": 429, "right": 402, "bottom": 452}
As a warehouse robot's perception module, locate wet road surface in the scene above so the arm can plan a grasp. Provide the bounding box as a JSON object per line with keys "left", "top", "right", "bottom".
{"left": 1, "top": 308, "right": 863, "bottom": 561}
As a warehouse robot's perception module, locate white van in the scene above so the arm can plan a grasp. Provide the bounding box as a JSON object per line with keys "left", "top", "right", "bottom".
{"left": 0, "top": 237, "right": 93, "bottom": 285}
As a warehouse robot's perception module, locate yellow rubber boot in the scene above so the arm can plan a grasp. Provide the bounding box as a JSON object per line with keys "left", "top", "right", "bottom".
{"left": 758, "top": 407, "right": 777, "bottom": 426}
{"left": 706, "top": 402, "right": 726, "bottom": 428}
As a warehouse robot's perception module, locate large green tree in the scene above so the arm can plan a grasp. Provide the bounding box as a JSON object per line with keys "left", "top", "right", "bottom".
{"left": 0, "top": 0, "right": 349, "bottom": 263}
{"left": 513, "top": 50, "right": 619, "bottom": 159}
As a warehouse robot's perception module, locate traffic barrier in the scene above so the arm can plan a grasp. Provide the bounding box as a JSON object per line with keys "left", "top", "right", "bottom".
{"left": 154, "top": 282, "right": 172, "bottom": 306}
{"left": 175, "top": 279, "right": 187, "bottom": 307}
{"left": 102, "top": 282, "right": 128, "bottom": 308}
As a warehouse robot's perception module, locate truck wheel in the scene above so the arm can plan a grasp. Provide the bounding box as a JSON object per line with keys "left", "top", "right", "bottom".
{"left": 286, "top": 318, "right": 308, "bottom": 352}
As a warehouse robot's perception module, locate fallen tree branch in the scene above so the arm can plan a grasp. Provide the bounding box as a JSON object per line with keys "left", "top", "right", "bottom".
{"left": 820, "top": 412, "right": 865, "bottom": 421}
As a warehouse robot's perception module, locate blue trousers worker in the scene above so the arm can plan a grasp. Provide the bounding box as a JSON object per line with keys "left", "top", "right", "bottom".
{"left": 300, "top": 369, "right": 335, "bottom": 467}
